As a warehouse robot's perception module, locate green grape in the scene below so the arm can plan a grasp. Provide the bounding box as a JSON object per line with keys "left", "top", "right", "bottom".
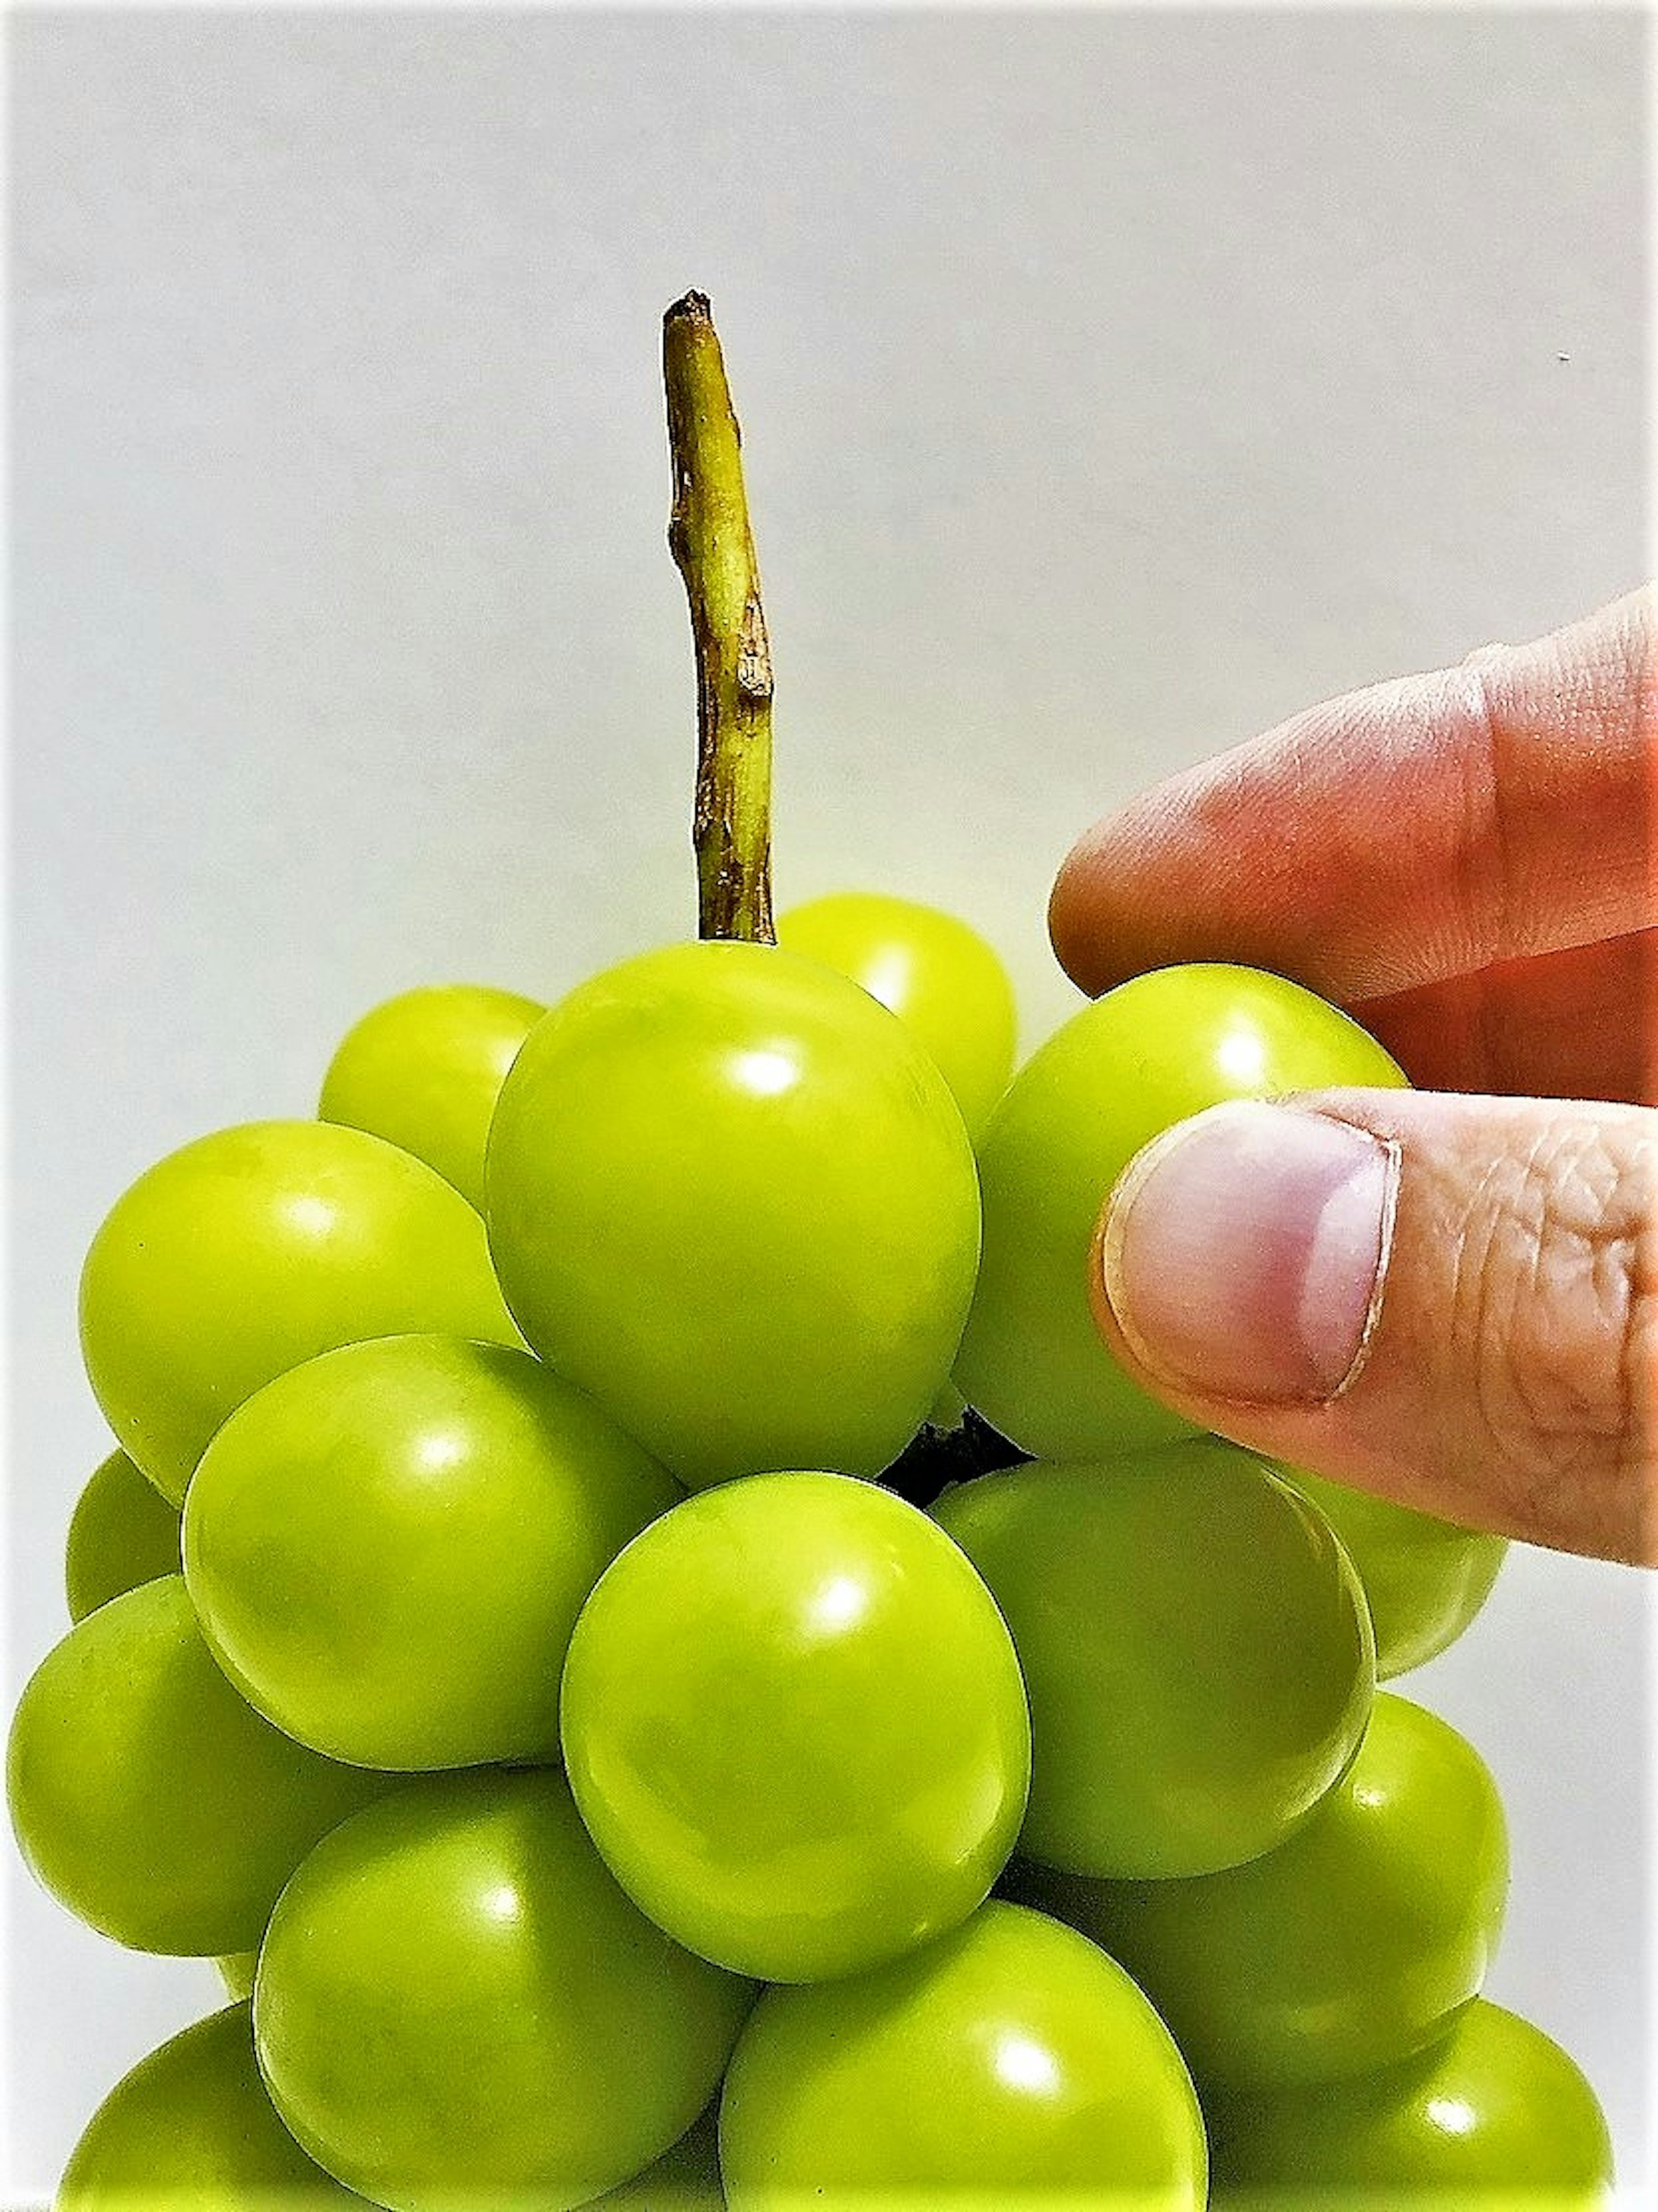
{"left": 64, "top": 1446, "right": 182, "bottom": 1623}
{"left": 184, "top": 1334, "right": 681, "bottom": 1770}
{"left": 80, "top": 1120, "right": 523, "bottom": 1505}
{"left": 7, "top": 1576, "right": 395, "bottom": 1955}
{"left": 931, "top": 1442, "right": 1374, "bottom": 1878}
{"left": 1206, "top": 1998, "right": 1615, "bottom": 2209}
{"left": 560, "top": 1471, "right": 1030, "bottom": 1984}
{"left": 486, "top": 941, "right": 980, "bottom": 1491}
{"left": 319, "top": 982, "right": 545, "bottom": 1211}
{"left": 56, "top": 2000, "right": 368, "bottom": 2208}
{"left": 589, "top": 2100, "right": 724, "bottom": 2209}
{"left": 719, "top": 1898, "right": 1207, "bottom": 2211}
{"left": 253, "top": 1768, "right": 756, "bottom": 2212}
{"left": 217, "top": 1951, "right": 259, "bottom": 2003}
{"left": 1274, "top": 1461, "right": 1507, "bottom": 1679}
{"left": 1012, "top": 1691, "right": 1508, "bottom": 2093}
{"left": 952, "top": 963, "right": 1407, "bottom": 1461}
{"left": 775, "top": 891, "right": 1017, "bottom": 1139}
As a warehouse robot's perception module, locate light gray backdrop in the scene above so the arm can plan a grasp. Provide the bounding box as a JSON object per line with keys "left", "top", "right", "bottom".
{"left": 6, "top": 7, "right": 1650, "bottom": 2199}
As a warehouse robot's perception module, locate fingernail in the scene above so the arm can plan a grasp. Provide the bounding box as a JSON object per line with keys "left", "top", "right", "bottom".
{"left": 1100, "top": 1102, "right": 1399, "bottom": 1405}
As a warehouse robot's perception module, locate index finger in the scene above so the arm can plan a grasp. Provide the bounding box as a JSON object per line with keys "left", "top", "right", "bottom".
{"left": 1049, "top": 589, "right": 1655, "bottom": 1006}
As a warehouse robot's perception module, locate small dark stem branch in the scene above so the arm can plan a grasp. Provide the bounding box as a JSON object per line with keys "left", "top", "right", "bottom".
{"left": 663, "top": 292, "right": 776, "bottom": 945}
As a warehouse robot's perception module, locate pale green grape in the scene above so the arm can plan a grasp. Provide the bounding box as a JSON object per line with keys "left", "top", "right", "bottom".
{"left": 64, "top": 1447, "right": 181, "bottom": 1623}
{"left": 487, "top": 941, "right": 980, "bottom": 1491}
{"left": 1013, "top": 1692, "right": 1509, "bottom": 2092}
{"left": 720, "top": 1899, "right": 1206, "bottom": 2210}
{"left": 185, "top": 1334, "right": 680, "bottom": 1769}
{"left": 7, "top": 1576, "right": 395, "bottom": 1955}
{"left": 80, "top": 1120, "right": 522, "bottom": 1504}
{"left": 57, "top": 2002, "right": 368, "bottom": 2208}
{"left": 320, "top": 982, "right": 544, "bottom": 1211}
{"left": 561, "top": 1471, "right": 1030, "bottom": 1985}
{"left": 776, "top": 891, "right": 1016, "bottom": 1139}
{"left": 933, "top": 1442, "right": 1374, "bottom": 1877}
{"left": 1275, "top": 1461, "right": 1507, "bottom": 1679}
{"left": 954, "top": 965, "right": 1406, "bottom": 1462}
{"left": 254, "top": 1768, "right": 756, "bottom": 2212}
{"left": 1206, "top": 1998, "right": 1614, "bottom": 2208}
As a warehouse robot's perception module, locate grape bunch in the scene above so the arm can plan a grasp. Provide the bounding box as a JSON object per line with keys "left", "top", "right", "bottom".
{"left": 9, "top": 297, "right": 1617, "bottom": 2211}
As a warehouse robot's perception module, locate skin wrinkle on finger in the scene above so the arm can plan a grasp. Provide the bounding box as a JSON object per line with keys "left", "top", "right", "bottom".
{"left": 1454, "top": 1131, "right": 1615, "bottom": 1537}
{"left": 1451, "top": 657, "right": 1519, "bottom": 1001}
{"left": 1611, "top": 1127, "right": 1658, "bottom": 1464}
{"left": 1626, "top": 1153, "right": 1658, "bottom": 1559}
{"left": 1458, "top": 599, "right": 1655, "bottom": 986}
{"left": 1474, "top": 605, "right": 1654, "bottom": 976}
{"left": 1344, "top": 1100, "right": 1654, "bottom": 1561}
{"left": 1512, "top": 1128, "right": 1652, "bottom": 1536}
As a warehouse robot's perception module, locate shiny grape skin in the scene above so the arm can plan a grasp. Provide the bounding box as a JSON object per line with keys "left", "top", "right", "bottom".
{"left": 8, "top": 1577, "right": 397, "bottom": 1956}
{"left": 253, "top": 1768, "right": 756, "bottom": 2212}
{"left": 1275, "top": 1459, "right": 1508, "bottom": 1680}
{"left": 1204, "top": 1998, "right": 1614, "bottom": 2209}
{"left": 933, "top": 1442, "right": 1376, "bottom": 1879}
{"left": 79, "top": 1120, "right": 522, "bottom": 1505}
{"left": 319, "top": 982, "right": 545, "bottom": 1212}
{"left": 1012, "top": 1691, "right": 1509, "bottom": 2095}
{"left": 64, "top": 1447, "right": 181, "bottom": 1623}
{"left": 487, "top": 941, "right": 981, "bottom": 1493}
{"left": 560, "top": 1470, "right": 1032, "bottom": 1985}
{"left": 184, "top": 1334, "right": 681, "bottom": 1771}
{"left": 57, "top": 2002, "right": 369, "bottom": 2207}
{"left": 719, "top": 1898, "right": 1206, "bottom": 2211}
{"left": 954, "top": 963, "right": 1406, "bottom": 1464}
{"left": 776, "top": 890, "right": 1017, "bottom": 1141}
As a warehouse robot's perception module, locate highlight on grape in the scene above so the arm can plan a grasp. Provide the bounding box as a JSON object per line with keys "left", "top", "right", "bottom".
{"left": 11, "top": 296, "right": 1615, "bottom": 2211}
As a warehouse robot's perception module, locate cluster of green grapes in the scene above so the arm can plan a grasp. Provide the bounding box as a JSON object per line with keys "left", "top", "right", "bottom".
{"left": 9, "top": 889, "right": 1615, "bottom": 2210}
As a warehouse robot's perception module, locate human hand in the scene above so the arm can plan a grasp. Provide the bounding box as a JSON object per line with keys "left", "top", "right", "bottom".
{"left": 1048, "top": 590, "right": 1654, "bottom": 1565}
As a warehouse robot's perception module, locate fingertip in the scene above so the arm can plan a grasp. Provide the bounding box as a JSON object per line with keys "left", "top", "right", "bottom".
{"left": 1085, "top": 1089, "right": 1657, "bottom": 1566}
{"left": 1049, "top": 814, "right": 1162, "bottom": 1000}
{"left": 1047, "top": 826, "right": 1107, "bottom": 995}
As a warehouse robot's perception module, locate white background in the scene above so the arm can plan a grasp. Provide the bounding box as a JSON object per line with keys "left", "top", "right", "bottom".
{"left": 5, "top": 7, "right": 1651, "bottom": 2201}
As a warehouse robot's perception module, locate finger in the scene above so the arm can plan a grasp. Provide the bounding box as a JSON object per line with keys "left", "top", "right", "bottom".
{"left": 1050, "top": 587, "right": 1656, "bottom": 1004}
{"left": 1352, "top": 929, "right": 1658, "bottom": 1106}
{"left": 1088, "top": 1090, "right": 1657, "bottom": 1564}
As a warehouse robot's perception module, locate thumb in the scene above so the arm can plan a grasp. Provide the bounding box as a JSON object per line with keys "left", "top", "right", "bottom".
{"left": 1091, "top": 1090, "right": 1656, "bottom": 1564}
